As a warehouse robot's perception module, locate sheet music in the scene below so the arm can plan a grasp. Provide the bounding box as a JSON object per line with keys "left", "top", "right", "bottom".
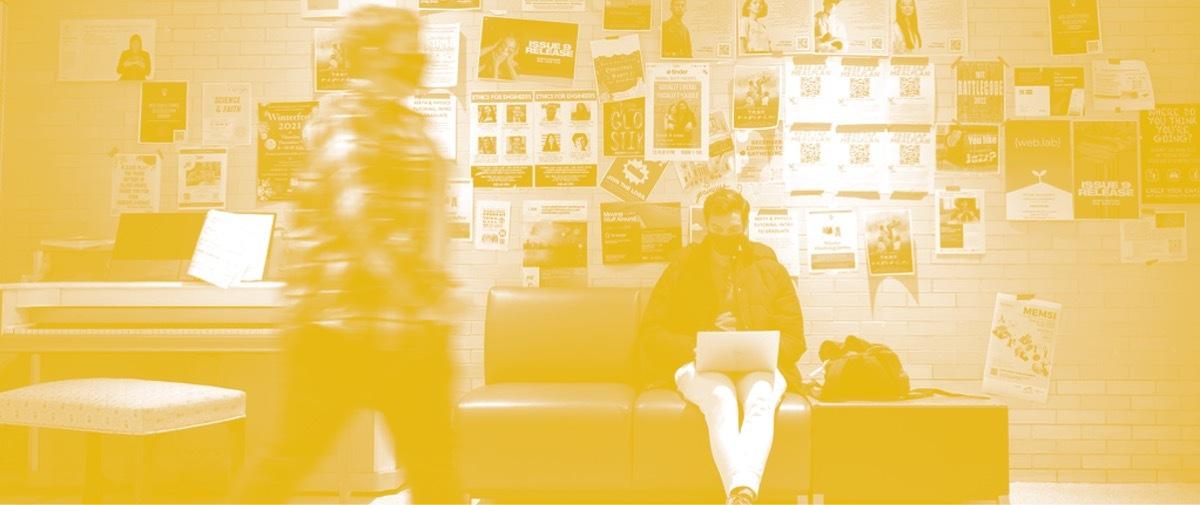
{"left": 188, "top": 210, "right": 274, "bottom": 288}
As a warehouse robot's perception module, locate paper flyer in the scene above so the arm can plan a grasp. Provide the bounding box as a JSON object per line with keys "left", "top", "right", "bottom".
{"left": 257, "top": 101, "right": 319, "bottom": 201}
{"left": 886, "top": 57, "right": 935, "bottom": 125}
{"left": 1072, "top": 121, "right": 1140, "bottom": 220}
{"left": 734, "top": 126, "right": 785, "bottom": 184}
{"left": 604, "top": 0, "right": 653, "bottom": 31}
{"left": 983, "top": 293, "right": 1062, "bottom": 403}
{"left": 202, "top": 83, "right": 252, "bottom": 146}
{"left": 470, "top": 91, "right": 535, "bottom": 188}
{"left": 837, "top": 57, "right": 887, "bottom": 125}
{"left": 600, "top": 201, "right": 683, "bottom": 264}
{"left": 406, "top": 90, "right": 458, "bottom": 162}
{"left": 59, "top": 19, "right": 156, "bottom": 81}
{"left": 835, "top": 124, "right": 886, "bottom": 195}
{"left": 314, "top": 28, "right": 349, "bottom": 93}
{"left": 733, "top": 65, "right": 782, "bottom": 130}
{"left": 647, "top": 62, "right": 710, "bottom": 161}
{"left": 936, "top": 123, "right": 999, "bottom": 173}
{"left": 659, "top": 0, "right": 735, "bottom": 59}
{"left": 139, "top": 81, "right": 188, "bottom": 144}
{"left": 749, "top": 208, "right": 801, "bottom": 276}
{"left": 178, "top": 147, "right": 228, "bottom": 210}
{"left": 601, "top": 158, "right": 668, "bottom": 202}
{"left": 1049, "top": 0, "right": 1101, "bottom": 56}
{"left": 891, "top": 0, "right": 967, "bottom": 55}
{"left": 591, "top": 35, "right": 646, "bottom": 103}
{"left": 478, "top": 16, "right": 579, "bottom": 85}
{"left": 737, "top": 0, "right": 814, "bottom": 55}
{"left": 523, "top": 200, "right": 589, "bottom": 288}
{"left": 784, "top": 123, "right": 836, "bottom": 194}
{"left": 885, "top": 124, "right": 935, "bottom": 196}
{"left": 474, "top": 200, "right": 511, "bottom": 251}
{"left": 806, "top": 209, "right": 858, "bottom": 273}
{"left": 419, "top": 0, "right": 480, "bottom": 10}
{"left": 1091, "top": 59, "right": 1155, "bottom": 113}
{"left": 955, "top": 60, "right": 1005, "bottom": 124}
{"left": 603, "top": 97, "right": 647, "bottom": 157}
{"left": 812, "top": 0, "right": 889, "bottom": 55}
{"left": 864, "top": 208, "right": 915, "bottom": 276}
{"left": 1140, "top": 104, "right": 1200, "bottom": 204}
{"left": 785, "top": 55, "right": 839, "bottom": 125}
{"left": 112, "top": 154, "right": 160, "bottom": 216}
{"left": 1014, "top": 67, "right": 1085, "bottom": 117}
{"left": 420, "top": 23, "right": 461, "bottom": 89}
{"left": 447, "top": 179, "right": 473, "bottom": 241}
{"left": 676, "top": 111, "right": 737, "bottom": 205}
{"left": 935, "top": 189, "right": 985, "bottom": 255}
{"left": 1120, "top": 212, "right": 1188, "bottom": 264}
{"left": 523, "top": 0, "right": 586, "bottom": 12}
{"left": 1004, "top": 120, "right": 1074, "bottom": 221}
{"left": 534, "top": 90, "right": 599, "bottom": 187}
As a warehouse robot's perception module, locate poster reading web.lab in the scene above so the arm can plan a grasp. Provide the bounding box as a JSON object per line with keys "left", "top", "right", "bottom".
{"left": 1005, "top": 120, "right": 1073, "bottom": 221}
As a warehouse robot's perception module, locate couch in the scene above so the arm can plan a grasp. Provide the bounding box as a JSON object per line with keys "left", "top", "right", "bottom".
{"left": 454, "top": 287, "right": 812, "bottom": 503}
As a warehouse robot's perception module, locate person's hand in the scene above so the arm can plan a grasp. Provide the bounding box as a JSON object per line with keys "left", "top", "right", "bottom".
{"left": 714, "top": 311, "right": 737, "bottom": 331}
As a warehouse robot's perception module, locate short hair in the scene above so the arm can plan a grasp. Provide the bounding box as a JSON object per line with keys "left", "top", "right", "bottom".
{"left": 742, "top": 0, "right": 768, "bottom": 18}
{"left": 703, "top": 188, "right": 750, "bottom": 224}
{"left": 338, "top": 6, "right": 421, "bottom": 78}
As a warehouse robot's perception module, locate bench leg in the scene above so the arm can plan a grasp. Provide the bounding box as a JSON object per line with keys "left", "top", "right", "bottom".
{"left": 133, "top": 435, "right": 154, "bottom": 503}
{"left": 83, "top": 433, "right": 103, "bottom": 504}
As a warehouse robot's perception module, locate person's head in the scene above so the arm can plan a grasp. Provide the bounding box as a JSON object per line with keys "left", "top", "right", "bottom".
{"left": 743, "top": 0, "right": 767, "bottom": 19}
{"left": 128, "top": 34, "right": 143, "bottom": 51}
{"left": 670, "top": 0, "right": 687, "bottom": 18}
{"left": 823, "top": 0, "right": 840, "bottom": 13}
{"left": 496, "top": 35, "right": 519, "bottom": 58}
{"left": 338, "top": 6, "right": 425, "bottom": 95}
{"left": 572, "top": 133, "right": 587, "bottom": 149}
{"left": 675, "top": 100, "right": 691, "bottom": 114}
{"left": 897, "top": 0, "right": 916, "bottom": 18}
{"left": 702, "top": 189, "right": 750, "bottom": 255}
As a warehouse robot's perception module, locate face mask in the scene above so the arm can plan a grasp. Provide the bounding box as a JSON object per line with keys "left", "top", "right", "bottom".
{"left": 707, "top": 233, "right": 745, "bottom": 256}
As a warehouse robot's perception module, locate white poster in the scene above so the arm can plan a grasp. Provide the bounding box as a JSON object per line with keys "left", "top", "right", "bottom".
{"left": 837, "top": 57, "right": 887, "bottom": 124}
{"left": 891, "top": 0, "right": 967, "bottom": 54}
{"left": 202, "top": 83, "right": 253, "bottom": 147}
{"left": 1091, "top": 59, "right": 1155, "bottom": 113}
{"left": 738, "top": 0, "right": 814, "bottom": 55}
{"left": 470, "top": 91, "right": 535, "bottom": 186}
{"left": 785, "top": 55, "right": 839, "bottom": 125}
{"left": 59, "top": 19, "right": 156, "bottom": 81}
{"left": 886, "top": 57, "right": 935, "bottom": 124}
{"left": 806, "top": 208, "right": 858, "bottom": 273}
{"left": 835, "top": 124, "right": 886, "bottom": 194}
{"left": 983, "top": 293, "right": 1062, "bottom": 403}
{"left": 474, "top": 200, "right": 511, "bottom": 251}
{"left": 447, "top": 179, "right": 473, "bottom": 241}
{"left": 407, "top": 90, "right": 459, "bottom": 163}
{"left": 111, "top": 154, "right": 161, "bottom": 216}
{"left": 1013, "top": 67, "right": 1086, "bottom": 118}
{"left": 534, "top": 90, "right": 600, "bottom": 170}
{"left": 420, "top": 23, "right": 461, "bottom": 88}
{"left": 935, "top": 189, "right": 985, "bottom": 255}
{"left": 749, "top": 208, "right": 801, "bottom": 277}
{"left": 734, "top": 126, "right": 785, "bottom": 184}
{"left": 523, "top": 0, "right": 586, "bottom": 11}
{"left": 177, "top": 147, "right": 228, "bottom": 210}
{"left": 784, "top": 123, "right": 836, "bottom": 195}
{"left": 647, "top": 62, "right": 711, "bottom": 161}
{"left": 813, "top": 0, "right": 889, "bottom": 55}
{"left": 1120, "top": 211, "right": 1188, "bottom": 264}
{"left": 885, "top": 124, "right": 935, "bottom": 195}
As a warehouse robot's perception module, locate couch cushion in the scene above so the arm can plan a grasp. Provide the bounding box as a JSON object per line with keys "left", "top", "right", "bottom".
{"left": 455, "top": 383, "right": 635, "bottom": 494}
{"left": 632, "top": 388, "right": 811, "bottom": 502}
{"left": 485, "top": 287, "right": 642, "bottom": 383}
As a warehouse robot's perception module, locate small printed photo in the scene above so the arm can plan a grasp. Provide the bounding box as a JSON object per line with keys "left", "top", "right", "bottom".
{"left": 542, "top": 102, "right": 562, "bottom": 121}
{"left": 542, "top": 133, "right": 561, "bottom": 153}
{"left": 570, "top": 102, "right": 591, "bottom": 121}
{"left": 478, "top": 104, "right": 497, "bottom": 123}
{"left": 478, "top": 136, "right": 497, "bottom": 155}
{"left": 571, "top": 132, "right": 590, "bottom": 153}
{"left": 507, "top": 104, "right": 528, "bottom": 123}
{"left": 507, "top": 135, "right": 527, "bottom": 155}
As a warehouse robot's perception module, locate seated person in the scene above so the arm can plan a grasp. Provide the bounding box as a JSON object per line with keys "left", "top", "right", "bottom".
{"left": 640, "top": 188, "right": 806, "bottom": 505}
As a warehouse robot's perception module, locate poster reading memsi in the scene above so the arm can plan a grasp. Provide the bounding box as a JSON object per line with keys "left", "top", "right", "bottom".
{"left": 812, "top": 0, "right": 889, "bottom": 55}
{"left": 864, "top": 208, "right": 915, "bottom": 276}
{"left": 112, "top": 154, "right": 161, "bottom": 215}
{"left": 257, "top": 101, "right": 318, "bottom": 202}
{"left": 59, "top": 19, "right": 156, "bottom": 81}
{"left": 1073, "top": 121, "right": 1140, "bottom": 220}
{"left": 936, "top": 123, "right": 999, "bottom": 173}
{"left": 600, "top": 201, "right": 683, "bottom": 264}
{"left": 605, "top": 0, "right": 653, "bottom": 31}
{"left": 891, "top": 0, "right": 967, "bottom": 55}
{"left": 806, "top": 209, "right": 858, "bottom": 273}
{"left": 732, "top": 65, "right": 782, "bottom": 130}
{"left": 647, "top": 63, "right": 710, "bottom": 161}
{"left": 1141, "top": 104, "right": 1200, "bottom": 204}
{"left": 478, "top": 16, "right": 579, "bottom": 85}
{"left": 935, "top": 189, "right": 985, "bottom": 255}
{"left": 1049, "top": 0, "right": 1101, "bottom": 56}
{"left": 1005, "top": 120, "right": 1073, "bottom": 221}
{"left": 737, "top": 0, "right": 813, "bottom": 55}
{"left": 202, "top": 83, "right": 252, "bottom": 146}
{"left": 955, "top": 60, "right": 1004, "bottom": 124}
{"left": 983, "top": 294, "right": 1062, "bottom": 403}
{"left": 139, "top": 82, "right": 188, "bottom": 144}
{"left": 659, "top": 0, "right": 735, "bottom": 59}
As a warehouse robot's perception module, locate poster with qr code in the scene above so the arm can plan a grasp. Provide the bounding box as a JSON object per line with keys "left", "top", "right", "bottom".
{"left": 936, "top": 124, "right": 999, "bottom": 174}
{"left": 864, "top": 208, "right": 915, "bottom": 276}
{"left": 785, "top": 123, "right": 835, "bottom": 194}
{"left": 785, "top": 55, "right": 839, "bottom": 125}
{"left": 1049, "top": 0, "right": 1101, "bottom": 56}
{"left": 983, "top": 293, "right": 1061, "bottom": 403}
{"left": 806, "top": 209, "right": 859, "bottom": 273}
{"left": 955, "top": 60, "right": 1005, "bottom": 124}
{"left": 886, "top": 57, "right": 935, "bottom": 124}
{"left": 659, "top": 0, "right": 735, "bottom": 60}
{"left": 737, "top": 0, "right": 814, "bottom": 56}
{"left": 734, "top": 125, "right": 785, "bottom": 184}
{"left": 812, "top": 0, "right": 889, "bottom": 55}
{"left": 885, "top": 124, "right": 935, "bottom": 196}
{"left": 837, "top": 57, "right": 887, "bottom": 125}
{"left": 935, "top": 189, "right": 985, "bottom": 255}
{"left": 733, "top": 65, "right": 782, "bottom": 130}
{"left": 835, "top": 124, "right": 887, "bottom": 195}
{"left": 891, "top": 0, "right": 967, "bottom": 55}
{"left": 647, "top": 62, "right": 710, "bottom": 161}
{"left": 1120, "top": 212, "right": 1187, "bottom": 264}
{"left": 1072, "top": 121, "right": 1140, "bottom": 220}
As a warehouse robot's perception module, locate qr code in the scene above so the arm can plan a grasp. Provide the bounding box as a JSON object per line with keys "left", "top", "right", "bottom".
{"left": 870, "top": 37, "right": 883, "bottom": 50}
{"left": 850, "top": 144, "right": 870, "bottom": 165}
{"left": 900, "top": 144, "right": 920, "bottom": 165}
{"left": 849, "top": 78, "right": 869, "bottom": 99}
{"left": 801, "top": 76, "right": 821, "bottom": 97}
{"left": 718, "top": 43, "right": 732, "bottom": 57}
{"left": 950, "top": 38, "right": 964, "bottom": 52}
{"left": 1086, "top": 39, "right": 1102, "bottom": 53}
{"left": 900, "top": 77, "right": 920, "bottom": 98}
{"left": 800, "top": 143, "right": 821, "bottom": 163}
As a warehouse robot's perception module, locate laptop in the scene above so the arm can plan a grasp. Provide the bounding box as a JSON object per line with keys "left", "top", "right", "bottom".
{"left": 695, "top": 331, "right": 780, "bottom": 373}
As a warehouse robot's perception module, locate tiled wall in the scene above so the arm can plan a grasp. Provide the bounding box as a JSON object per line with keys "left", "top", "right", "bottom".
{"left": 1, "top": 0, "right": 1198, "bottom": 483}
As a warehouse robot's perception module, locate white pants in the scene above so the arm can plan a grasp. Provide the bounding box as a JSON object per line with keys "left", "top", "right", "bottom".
{"left": 674, "top": 361, "right": 788, "bottom": 496}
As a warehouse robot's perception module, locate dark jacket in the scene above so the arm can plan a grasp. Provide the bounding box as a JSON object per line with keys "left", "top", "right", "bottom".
{"left": 639, "top": 239, "right": 807, "bottom": 391}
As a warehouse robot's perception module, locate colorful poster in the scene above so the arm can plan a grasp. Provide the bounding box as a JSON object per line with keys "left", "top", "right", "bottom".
{"left": 603, "top": 98, "right": 647, "bottom": 157}
{"left": 600, "top": 201, "right": 683, "bottom": 264}
{"left": 734, "top": 126, "right": 785, "bottom": 184}
{"left": 1073, "top": 121, "right": 1140, "bottom": 220}
{"left": 534, "top": 90, "right": 599, "bottom": 185}
{"left": 784, "top": 55, "right": 838, "bottom": 125}
{"left": 139, "top": 81, "right": 188, "bottom": 144}
{"left": 177, "top": 147, "right": 227, "bottom": 210}
{"left": 812, "top": 0, "right": 889, "bottom": 55}
{"left": 837, "top": 57, "right": 887, "bottom": 124}
{"left": 806, "top": 209, "right": 858, "bottom": 273}
{"left": 314, "top": 28, "right": 349, "bottom": 92}
{"left": 257, "top": 101, "right": 318, "bottom": 201}
{"left": 523, "top": 200, "right": 588, "bottom": 287}
{"left": 1120, "top": 212, "right": 1188, "bottom": 264}
{"left": 935, "top": 189, "right": 985, "bottom": 255}
{"left": 478, "top": 16, "right": 579, "bottom": 85}
{"left": 1141, "top": 104, "right": 1200, "bottom": 204}
{"left": 470, "top": 91, "right": 535, "bottom": 188}
{"left": 647, "top": 62, "right": 710, "bottom": 161}
{"left": 1049, "top": 0, "right": 1101, "bottom": 56}
{"left": 749, "top": 208, "right": 801, "bottom": 276}
{"left": 955, "top": 60, "right": 1004, "bottom": 124}
{"left": 591, "top": 35, "right": 646, "bottom": 103}
{"left": 936, "top": 123, "right": 999, "bottom": 173}
{"left": 737, "top": 0, "right": 814, "bottom": 55}
{"left": 112, "top": 154, "right": 160, "bottom": 216}
{"left": 733, "top": 65, "right": 782, "bottom": 130}
{"left": 835, "top": 124, "right": 886, "bottom": 194}
{"left": 420, "top": 23, "right": 461, "bottom": 89}
{"left": 891, "top": 0, "right": 966, "bottom": 55}
{"left": 406, "top": 90, "right": 458, "bottom": 162}
{"left": 523, "top": 0, "right": 586, "bottom": 12}
{"left": 302, "top": 0, "right": 399, "bottom": 17}
{"left": 659, "top": 0, "right": 735, "bottom": 59}
{"left": 59, "top": 19, "right": 156, "bottom": 81}
{"left": 886, "top": 57, "right": 935, "bottom": 124}
{"left": 419, "top": 0, "right": 480, "bottom": 10}
{"left": 202, "top": 82, "right": 252, "bottom": 146}
{"left": 1005, "top": 120, "right": 1074, "bottom": 221}
{"left": 885, "top": 124, "right": 935, "bottom": 195}
{"left": 983, "top": 293, "right": 1061, "bottom": 403}
{"left": 601, "top": 158, "right": 668, "bottom": 202}
{"left": 674, "top": 112, "right": 737, "bottom": 205}
{"left": 784, "top": 123, "right": 836, "bottom": 194}
{"left": 864, "top": 208, "right": 914, "bottom": 276}
{"left": 605, "top": 0, "right": 653, "bottom": 31}
{"left": 474, "top": 200, "right": 511, "bottom": 251}
{"left": 1014, "top": 67, "right": 1085, "bottom": 117}
{"left": 1091, "top": 59, "right": 1155, "bottom": 113}
{"left": 447, "top": 179, "right": 473, "bottom": 241}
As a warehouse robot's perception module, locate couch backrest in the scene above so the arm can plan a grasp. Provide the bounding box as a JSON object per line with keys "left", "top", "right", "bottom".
{"left": 485, "top": 287, "right": 643, "bottom": 384}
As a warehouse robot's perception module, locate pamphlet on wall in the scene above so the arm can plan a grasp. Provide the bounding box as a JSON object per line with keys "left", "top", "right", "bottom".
{"left": 1072, "top": 121, "right": 1140, "bottom": 220}
{"left": 1013, "top": 67, "right": 1085, "bottom": 117}
{"left": 806, "top": 208, "right": 858, "bottom": 273}
{"left": 1049, "top": 0, "right": 1101, "bottom": 56}
{"left": 1120, "top": 211, "right": 1187, "bottom": 264}
{"left": 647, "top": 62, "right": 710, "bottom": 161}
{"left": 600, "top": 202, "right": 683, "bottom": 264}
{"left": 891, "top": 0, "right": 967, "bottom": 55}
{"left": 522, "top": 201, "right": 588, "bottom": 287}
{"left": 749, "top": 208, "right": 801, "bottom": 277}
{"left": 934, "top": 189, "right": 985, "bottom": 255}
{"left": 177, "top": 147, "right": 228, "bottom": 210}
{"left": 1091, "top": 59, "right": 1155, "bottom": 113}
{"left": 474, "top": 200, "right": 511, "bottom": 251}
{"left": 864, "top": 208, "right": 915, "bottom": 276}
{"left": 447, "top": 179, "right": 473, "bottom": 241}
{"left": 1004, "top": 120, "right": 1073, "bottom": 221}
{"left": 419, "top": 23, "right": 461, "bottom": 89}
{"left": 954, "top": 60, "right": 1004, "bottom": 124}
{"left": 112, "top": 154, "right": 161, "bottom": 216}
{"left": 202, "top": 83, "right": 253, "bottom": 146}
{"left": 983, "top": 293, "right": 1061, "bottom": 403}
{"left": 935, "top": 124, "right": 999, "bottom": 174}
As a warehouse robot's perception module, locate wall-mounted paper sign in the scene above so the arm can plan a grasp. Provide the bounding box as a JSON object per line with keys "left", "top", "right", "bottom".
{"left": 983, "top": 293, "right": 1061, "bottom": 403}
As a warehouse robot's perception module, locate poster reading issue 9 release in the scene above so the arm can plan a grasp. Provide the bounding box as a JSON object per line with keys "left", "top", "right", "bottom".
{"left": 478, "top": 16, "right": 579, "bottom": 85}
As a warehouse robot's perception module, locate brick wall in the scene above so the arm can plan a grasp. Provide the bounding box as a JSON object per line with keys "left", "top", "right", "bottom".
{"left": 1, "top": 0, "right": 1198, "bottom": 483}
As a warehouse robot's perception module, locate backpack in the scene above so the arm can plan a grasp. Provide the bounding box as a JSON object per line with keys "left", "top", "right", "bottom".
{"left": 809, "top": 335, "right": 987, "bottom": 402}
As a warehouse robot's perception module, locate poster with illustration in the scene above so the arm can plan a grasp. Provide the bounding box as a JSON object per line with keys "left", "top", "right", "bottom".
{"left": 812, "top": 0, "right": 889, "bottom": 55}
{"left": 983, "top": 293, "right": 1061, "bottom": 403}
{"left": 1004, "top": 120, "right": 1073, "bottom": 221}
{"left": 314, "top": 28, "right": 349, "bottom": 92}
{"left": 178, "top": 147, "right": 228, "bottom": 210}
{"left": 59, "top": 19, "right": 156, "bottom": 81}
{"left": 737, "top": 0, "right": 814, "bottom": 55}
{"left": 864, "top": 208, "right": 914, "bottom": 276}
{"left": 675, "top": 112, "right": 737, "bottom": 205}
{"left": 890, "top": 0, "right": 967, "bottom": 55}
{"left": 600, "top": 201, "right": 683, "bottom": 264}
{"left": 659, "top": 0, "right": 735, "bottom": 59}
{"left": 734, "top": 127, "right": 785, "bottom": 184}
{"left": 478, "top": 16, "right": 579, "bottom": 85}
{"left": 1049, "top": 0, "right": 1101, "bottom": 56}
{"left": 647, "top": 63, "right": 710, "bottom": 161}
{"left": 733, "top": 65, "right": 782, "bottom": 130}
{"left": 1073, "top": 121, "right": 1139, "bottom": 220}
{"left": 1140, "top": 104, "right": 1200, "bottom": 204}
{"left": 806, "top": 208, "right": 858, "bottom": 273}
{"left": 601, "top": 158, "right": 669, "bottom": 202}
{"left": 257, "top": 101, "right": 319, "bottom": 202}
{"left": 935, "top": 189, "right": 985, "bottom": 255}
{"left": 935, "top": 123, "right": 999, "bottom": 173}
{"left": 447, "top": 179, "right": 473, "bottom": 241}
{"left": 474, "top": 200, "right": 511, "bottom": 251}
{"left": 522, "top": 200, "right": 588, "bottom": 287}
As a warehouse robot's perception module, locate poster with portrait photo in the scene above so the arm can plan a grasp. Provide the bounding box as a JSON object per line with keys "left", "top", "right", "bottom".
{"left": 1049, "top": 0, "right": 1101, "bottom": 56}
{"left": 592, "top": 35, "right": 646, "bottom": 103}
{"left": 1014, "top": 67, "right": 1085, "bottom": 117}
{"left": 812, "top": 0, "right": 889, "bottom": 55}
{"left": 59, "top": 19, "right": 155, "bottom": 81}
{"left": 890, "top": 0, "right": 967, "bottom": 55}
{"left": 313, "top": 28, "right": 349, "bottom": 93}
{"left": 139, "top": 82, "right": 188, "bottom": 144}
{"left": 935, "top": 189, "right": 985, "bottom": 255}
{"left": 478, "top": 16, "right": 579, "bottom": 85}
{"left": 864, "top": 208, "right": 914, "bottom": 276}
{"left": 605, "top": 0, "right": 653, "bottom": 30}
{"left": 983, "top": 294, "right": 1061, "bottom": 403}
{"left": 784, "top": 123, "right": 836, "bottom": 194}
{"left": 837, "top": 56, "right": 887, "bottom": 124}
{"left": 257, "top": 101, "right": 319, "bottom": 202}
{"left": 935, "top": 123, "right": 999, "bottom": 174}
{"left": 1073, "top": 121, "right": 1139, "bottom": 220}
{"left": 1140, "top": 104, "right": 1200, "bottom": 204}
{"left": 737, "top": 0, "right": 814, "bottom": 55}
{"left": 178, "top": 147, "right": 228, "bottom": 210}
{"left": 732, "top": 65, "right": 782, "bottom": 130}
{"left": 834, "top": 124, "right": 886, "bottom": 195}
{"left": 806, "top": 209, "right": 859, "bottom": 273}
{"left": 601, "top": 201, "right": 683, "bottom": 264}
{"left": 534, "top": 90, "right": 599, "bottom": 187}
{"left": 734, "top": 126, "right": 785, "bottom": 184}
{"left": 884, "top": 124, "right": 935, "bottom": 196}
{"left": 1005, "top": 120, "right": 1073, "bottom": 221}
{"left": 785, "top": 55, "right": 839, "bottom": 124}
{"left": 302, "top": 0, "right": 398, "bottom": 18}
{"left": 647, "top": 63, "right": 710, "bottom": 161}
{"left": 659, "top": 0, "right": 735, "bottom": 60}
{"left": 470, "top": 91, "right": 535, "bottom": 187}
{"left": 886, "top": 56, "right": 935, "bottom": 124}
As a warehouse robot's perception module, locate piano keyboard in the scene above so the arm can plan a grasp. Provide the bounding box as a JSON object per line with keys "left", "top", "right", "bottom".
{"left": 6, "top": 328, "right": 279, "bottom": 335}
